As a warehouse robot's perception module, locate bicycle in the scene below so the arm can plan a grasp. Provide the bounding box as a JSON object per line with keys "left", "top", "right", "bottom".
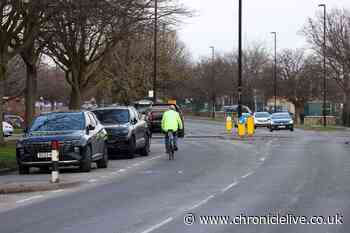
{"left": 166, "top": 131, "right": 175, "bottom": 160}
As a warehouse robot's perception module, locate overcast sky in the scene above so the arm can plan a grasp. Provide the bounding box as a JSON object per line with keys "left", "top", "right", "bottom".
{"left": 178, "top": 0, "right": 350, "bottom": 60}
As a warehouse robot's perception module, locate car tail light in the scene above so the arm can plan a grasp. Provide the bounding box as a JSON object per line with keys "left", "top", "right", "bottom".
{"left": 51, "top": 141, "right": 60, "bottom": 151}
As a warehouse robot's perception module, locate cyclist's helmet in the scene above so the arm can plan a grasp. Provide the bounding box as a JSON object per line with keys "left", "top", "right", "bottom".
{"left": 169, "top": 105, "right": 176, "bottom": 110}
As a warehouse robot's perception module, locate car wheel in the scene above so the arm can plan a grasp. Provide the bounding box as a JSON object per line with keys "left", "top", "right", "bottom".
{"left": 18, "top": 165, "right": 30, "bottom": 175}
{"left": 127, "top": 136, "right": 136, "bottom": 159}
{"left": 270, "top": 128, "right": 273, "bottom": 132}
{"left": 80, "top": 146, "right": 92, "bottom": 172}
{"left": 97, "top": 145, "right": 109, "bottom": 168}
{"left": 140, "top": 134, "right": 150, "bottom": 156}
{"left": 290, "top": 127, "right": 294, "bottom": 132}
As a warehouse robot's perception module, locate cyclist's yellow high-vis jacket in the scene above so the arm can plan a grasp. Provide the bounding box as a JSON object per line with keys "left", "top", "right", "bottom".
{"left": 161, "top": 110, "right": 183, "bottom": 132}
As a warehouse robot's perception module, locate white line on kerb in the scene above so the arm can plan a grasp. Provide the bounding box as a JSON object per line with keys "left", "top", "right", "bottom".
{"left": 241, "top": 172, "right": 253, "bottom": 179}
{"left": 221, "top": 181, "right": 238, "bottom": 193}
{"left": 16, "top": 195, "right": 43, "bottom": 204}
{"left": 141, "top": 217, "right": 173, "bottom": 233}
{"left": 187, "top": 195, "right": 215, "bottom": 211}
{"left": 52, "top": 189, "right": 64, "bottom": 193}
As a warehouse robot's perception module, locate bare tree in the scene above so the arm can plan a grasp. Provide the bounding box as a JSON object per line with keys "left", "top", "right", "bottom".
{"left": 0, "top": 0, "right": 42, "bottom": 144}
{"left": 304, "top": 8, "right": 350, "bottom": 126}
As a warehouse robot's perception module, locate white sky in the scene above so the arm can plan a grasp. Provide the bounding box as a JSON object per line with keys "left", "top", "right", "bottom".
{"left": 178, "top": 0, "right": 350, "bottom": 60}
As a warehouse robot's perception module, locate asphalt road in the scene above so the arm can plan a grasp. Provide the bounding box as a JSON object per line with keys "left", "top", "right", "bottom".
{"left": 0, "top": 119, "right": 349, "bottom": 233}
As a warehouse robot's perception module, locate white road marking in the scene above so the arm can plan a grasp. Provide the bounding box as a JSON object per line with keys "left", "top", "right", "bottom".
{"left": 241, "top": 172, "right": 254, "bottom": 179}
{"left": 100, "top": 176, "right": 108, "bottom": 178}
{"left": 221, "top": 181, "right": 238, "bottom": 193}
{"left": 111, "top": 172, "right": 118, "bottom": 175}
{"left": 177, "top": 170, "right": 183, "bottom": 174}
{"left": 260, "top": 157, "right": 266, "bottom": 162}
{"left": 16, "top": 195, "right": 43, "bottom": 204}
{"left": 51, "top": 189, "right": 64, "bottom": 193}
{"left": 133, "top": 163, "right": 140, "bottom": 167}
{"left": 88, "top": 179, "right": 98, "bottom": 183}
{"left": 187, "top": 195, "right": 215, "bottom": 211}
{"left": 126, "top": 167, "right": 132, "bottom": 169}
{"left": 118, "top": 169, "right": 126, "bottom": 172}
{"left": 141, "top": 217, "right": 173, "bottom": 233}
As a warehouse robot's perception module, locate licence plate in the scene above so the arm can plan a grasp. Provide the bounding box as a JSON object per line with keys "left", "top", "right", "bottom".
{"left": 37, "top": 152, "right": 52, "bottom": 159}
{"left": 278, "top": 125, "right": 286, "bottom": 129}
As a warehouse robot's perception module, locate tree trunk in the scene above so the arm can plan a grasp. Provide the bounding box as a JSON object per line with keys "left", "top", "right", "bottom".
{"left": 24, "top": 63, "right": 37, "bottom": 128}
{"left": 343, "top": 91, "right": 350, "bottom": 127}
{"left": 69, "top": 86, "right": 82, "bottom": 110}
{"left": 0, "top": 64, "right": 6, "bottom": 146}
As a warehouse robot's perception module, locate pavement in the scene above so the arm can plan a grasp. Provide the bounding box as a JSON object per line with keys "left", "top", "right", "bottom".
{"left": 0, "top": 119, "right": 349, "bottom": 233}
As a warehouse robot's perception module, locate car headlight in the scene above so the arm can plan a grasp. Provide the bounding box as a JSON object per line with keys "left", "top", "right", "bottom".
{"left": 289, "top": 120, "right": 294, "bottom": 124}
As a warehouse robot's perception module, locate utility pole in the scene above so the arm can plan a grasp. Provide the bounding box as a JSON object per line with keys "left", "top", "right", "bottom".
{"left": 237, "top": 0, "right": 243, "bottom": 118}
{"left": 271, "top": 32, "right": 277, "bottom": 112}
{"left": 210, "top": 46, "right": 215, "bottom": 118}
{"left": 153, "top": 0, "right": 158, "bottom": 103}
{"left": 319, "top": 4, "right": 327, "bottom": 127}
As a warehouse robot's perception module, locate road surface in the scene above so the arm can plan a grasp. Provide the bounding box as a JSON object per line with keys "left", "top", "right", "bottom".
{"left": 0, "top": 119, "right": 349, "bottom": 233}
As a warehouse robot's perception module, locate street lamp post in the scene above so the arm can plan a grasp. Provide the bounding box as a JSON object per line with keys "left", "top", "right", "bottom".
{"left": 153, "top": 0, "right": 158, "bottom": 103}
{"left": 210, "top": 46, "right": 215, "bottom": 118}
{"left": 237, "top": 0, "right": 243, "bottom": 118}
{"left": 319, "top": 3, "right": 327, "bottom": 127}
{"left": 271, "top": 32, "right": 277, "bottom": 113}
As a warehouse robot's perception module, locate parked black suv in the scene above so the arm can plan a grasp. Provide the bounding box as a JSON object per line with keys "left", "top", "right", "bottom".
{"left": 16, "top": 111, "right": 109, "bottom": 174}
{"left": 92, "top": 107, "right": 151, "bottom": 159}
{"left": 146, "top": 104, "right": 185, "bottom": 137}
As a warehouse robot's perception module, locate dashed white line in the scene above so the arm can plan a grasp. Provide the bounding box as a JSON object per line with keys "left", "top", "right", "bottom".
{"left": 187, "top": 195, "right": 215, "bottom": 211}
{"left": 118, "top": 169, "right": 126, "bottom": 172}
{"left": 141, "top": 217, "right": 173, "bottom": 233}
{"left": 16, "top": 195, "right": 43, "bottom": 204}
{"left": 88, "top": 179, "right": 98, "bottom": 183}
{"left": 241, "top": 172, "right": 254, "bottom": 179}
{"left": 221, "top": 181, "right": 238, "bottom": 193}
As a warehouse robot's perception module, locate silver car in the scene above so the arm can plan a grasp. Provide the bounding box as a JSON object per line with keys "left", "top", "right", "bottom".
{"left": 253, "top": 112, "right": 271, "bottom": 128}
{"left": 2, "top": 121, "right": 14, "bottom": 136}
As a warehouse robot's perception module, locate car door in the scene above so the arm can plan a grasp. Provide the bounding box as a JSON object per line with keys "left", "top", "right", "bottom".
{"left": 91, "top": 112, "right": 106, "bottom": 155}
{"left": 86, "top": 113, "right": 100, "bottom": 159}
{"left": 130, "top": 108, "right": 143, "bottom": 148}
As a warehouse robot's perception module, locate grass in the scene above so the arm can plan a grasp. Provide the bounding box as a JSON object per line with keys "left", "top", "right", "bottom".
{"left": 13, "top": 128, "right": 24, "bottom": 135}
{"left": 0, "top": 142, "right": 17, "bottom": 170}
{"left": 296, "top": 124, "right": 349, "bottom": 132}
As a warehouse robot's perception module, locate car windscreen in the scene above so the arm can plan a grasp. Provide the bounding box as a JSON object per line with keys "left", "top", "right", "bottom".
{"left": 271, "top": 113, "right": 291, "bottom": 119}
{"left": 255, "top": 112, "right": 270, "bottom": 118}
{"left": 30, "top": 113, "right": 85, "bottom": 132}
{"left": 93, "top": 109, "right": 130, "bottom": 125}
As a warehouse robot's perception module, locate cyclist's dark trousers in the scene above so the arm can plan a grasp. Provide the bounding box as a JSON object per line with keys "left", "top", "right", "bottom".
{"left": 165, "top": 131, "right": 178, "bottom": 152}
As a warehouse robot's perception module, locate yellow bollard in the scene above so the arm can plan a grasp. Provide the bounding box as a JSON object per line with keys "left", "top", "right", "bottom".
{"left": 237, "top": 116, "right": 246, "bottom": 138}
{"left": 247, "top": 116, "right": 255, "bottom": 137}
{"left": 226, "top": 116, "right": 233, "bottom": 134}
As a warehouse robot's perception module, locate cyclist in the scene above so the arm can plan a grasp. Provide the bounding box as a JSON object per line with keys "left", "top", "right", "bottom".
{"left": 161, "top": 105, "right": 183, "bottom": 153}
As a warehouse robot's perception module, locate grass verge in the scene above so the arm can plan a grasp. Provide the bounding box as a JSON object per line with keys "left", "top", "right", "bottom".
{"left": 0, "top": 141, "right": 17, "bottom": 170}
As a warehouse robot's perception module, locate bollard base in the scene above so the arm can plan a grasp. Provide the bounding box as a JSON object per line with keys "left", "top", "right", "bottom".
{"left": 51, "top": 171, "right": 60, "bottom": 183}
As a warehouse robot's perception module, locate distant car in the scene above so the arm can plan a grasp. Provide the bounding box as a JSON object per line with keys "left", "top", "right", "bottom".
{"left": 270, "top": 112, "right": 294, "bottom": 132}
{"left": 253, "top": 112, "right": 271, "bottom": 128}
{"left": 4, "top": 114, "right": 24, "bottom": 128}
{"left": 146, "top": 104, "right": 185, "bottom": 137}
{"left": 16, "top": 111, "right": 109, "bottom": 174}
{"left": 2, "top": 121, "right": 14, "bottom": 137}
{"left": 92, "top": 107, "right": 151, "bottom": 159}
{"left": 133, "top": 100, "right": 153, "bottom": 115}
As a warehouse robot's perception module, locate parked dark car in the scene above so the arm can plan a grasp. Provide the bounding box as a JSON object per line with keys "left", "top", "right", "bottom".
{"left": 92, "top": 107, "right": 151, "bottom": 159}
{"left": 146, "top": 104, "right": 185, "bottom": 137}
{"left": 16, "top": 111, "right": 109, "bottom": 174}
{"left": 269, "top": 112, "right": 294, "bottom": 132}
